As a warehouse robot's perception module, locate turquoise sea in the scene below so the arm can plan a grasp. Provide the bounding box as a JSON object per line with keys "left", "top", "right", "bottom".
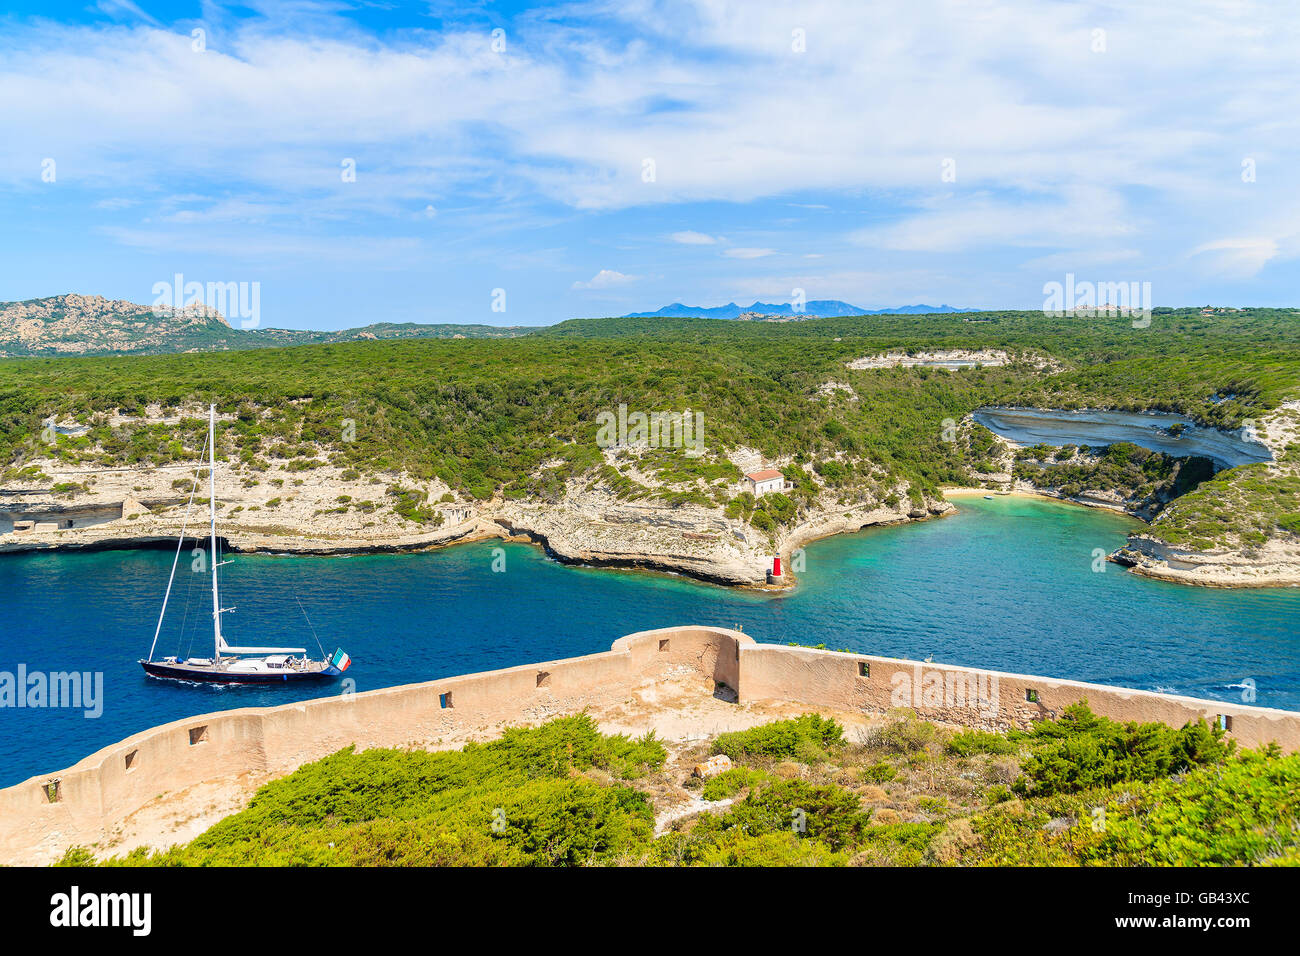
{"left": 1, "top": 495, "right": 1297, "bottom": 786}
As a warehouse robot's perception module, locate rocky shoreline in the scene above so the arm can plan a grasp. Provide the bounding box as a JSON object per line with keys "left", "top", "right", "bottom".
{"left": 6, "top": 397, "right": 1296, "bottom": 591}
{"left": 8, "top": 461, "right": 1297, "bottom": 590}
{"left": 1112, "top": 534, "right": 1300, "bottom": 589}
{"left": 0, "top": 451, "right": 954, "bottom": 589}
{"left": 0, "top": 499, "right": 953, "bottom": 590}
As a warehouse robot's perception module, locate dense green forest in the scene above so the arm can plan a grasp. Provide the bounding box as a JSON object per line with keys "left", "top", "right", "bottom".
{"left": 2, "top": 308, "right": 1298, "bottom": 546}
{"left": 62, "top": 707, "right": 1298, "bottom": 867}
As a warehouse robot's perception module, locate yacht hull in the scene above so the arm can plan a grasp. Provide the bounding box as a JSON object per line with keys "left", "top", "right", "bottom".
{"left": 140, "top": 660, "right": 342, "bottom": 684}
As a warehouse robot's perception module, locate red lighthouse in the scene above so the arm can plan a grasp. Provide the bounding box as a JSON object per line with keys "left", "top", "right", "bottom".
{"left": 772, "top": 552, "right": 782, "bottom": 576}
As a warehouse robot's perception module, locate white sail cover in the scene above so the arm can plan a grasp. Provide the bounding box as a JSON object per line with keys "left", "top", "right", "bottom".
{"left": 217, "top": 635, "right": 306, "bottom": 655}
{"left": 221, "top": 647, "right": 308, "bottom": 655}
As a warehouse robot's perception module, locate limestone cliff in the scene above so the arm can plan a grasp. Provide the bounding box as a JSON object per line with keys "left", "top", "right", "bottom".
{"left": 0, "top": 404, "right": 949, "bottom": 588}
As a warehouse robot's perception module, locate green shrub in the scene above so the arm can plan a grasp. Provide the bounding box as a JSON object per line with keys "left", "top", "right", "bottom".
{"left": 1012, "top": 702, "right": 1234, "bottom": 797}
{"left": 860, "top": 761, "right": 898, "bottom": 783}
{"left": 99, "top": 714, "right": 664, "bottom": 867}
{"left": 712, "top": 715, "right": 844, "bottom": 761}
{"left": 876, "top": 710, "right": 940, "bottom": 754}
{"left": 696, "top": 779, "right": 869, "bottom": 852}
{"left": 701, "top": 767, "right": 768, "bottom": 801}
{"left": 976, "top": 749, "right": 1300, "bottom": 866}
{"left": 984, "top": 784, "right": 1014, "bottom": 805}
{"left": 947, "top": 729, "right": 1017, "bottom": 757}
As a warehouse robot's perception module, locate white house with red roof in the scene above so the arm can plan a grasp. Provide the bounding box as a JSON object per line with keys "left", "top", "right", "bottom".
{"left": 745, "top": 468, "right": 786, "bottom": 496}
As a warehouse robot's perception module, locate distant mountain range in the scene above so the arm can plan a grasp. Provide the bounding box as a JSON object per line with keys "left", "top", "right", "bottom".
{"left": 0, "top": 293, "right": 971, "bottom": 359}
{"left": 623, "top": 301, "right": 964, "bottom": 319}
{"left": 0, "top": 294, "right": 527, "bottom": 358}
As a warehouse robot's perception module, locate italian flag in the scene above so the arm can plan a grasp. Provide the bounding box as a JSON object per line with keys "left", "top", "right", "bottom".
{"left": 331, "top": 649, "right": 352, "bottom": 672}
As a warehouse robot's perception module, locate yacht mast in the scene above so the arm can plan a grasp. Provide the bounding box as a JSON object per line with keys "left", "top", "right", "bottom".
{"left": 209, "top": 404, "right": 221, "bottom": 658}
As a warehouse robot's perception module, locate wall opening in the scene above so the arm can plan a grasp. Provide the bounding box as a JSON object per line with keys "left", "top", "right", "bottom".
{"left": 1219, "top": 714, "right": 1233, "bottom": 732}
{"left": 188, "top": 725, "right": 208, "bottom": 745}
{"left": 658, "top": 639, "right": 670, "bottom": 652}
{"left": 44, "top": 779, "right": 61, "bottom": 803}
{"left": 124, "top": 749, "right": 138, "bottom": 771}
{"left": 858, "top": 661, "right": 870, "bottom": 678}
{"left": 440, "top": 692, "right": 453, "bottom": 709}
{"left": 1025, "top": 689, "right": 1040, "bottom": 703}
{"left": 536, "top": 671, "right": 551, "bottom": 688}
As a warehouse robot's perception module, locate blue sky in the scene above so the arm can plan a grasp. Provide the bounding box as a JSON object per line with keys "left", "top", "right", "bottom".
{"left": 2, "top": 0, "right": 1298, "bottom": 329}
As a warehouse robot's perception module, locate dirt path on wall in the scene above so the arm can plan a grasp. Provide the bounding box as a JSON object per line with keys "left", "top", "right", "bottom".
{"left": 94, "top": 671, "right": 884, "bottom": 862}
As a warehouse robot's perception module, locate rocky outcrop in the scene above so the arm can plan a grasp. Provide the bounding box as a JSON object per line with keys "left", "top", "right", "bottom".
{"left": 495, "top": 496, "right": 767, "bottom": 586}
{"left": 0, "top": 294, "right": 527, "bottom": 357}
{"left": 1112, "top": 535, "right": 1300, "bottom": 588}
{"left": 494, "top": 483, "right": 949, "bottom": 587}
{"left": 971, "top": 406, "right": 1271, "bottom": 469}
{"left": 848, "top": 349, "right": 1058, "bottom": 371}
{"left": 0, "top": 294, "right": 228, "bottom": 357}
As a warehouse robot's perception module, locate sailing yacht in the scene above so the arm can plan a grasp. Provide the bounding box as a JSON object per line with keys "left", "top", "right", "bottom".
{"left": 140, "top": 405, "right": 351, "bottom": 684}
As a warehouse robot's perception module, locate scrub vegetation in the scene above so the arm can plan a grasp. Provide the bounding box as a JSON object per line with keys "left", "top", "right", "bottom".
{"left": 2, "top": 308, "right": 1298, "bottom": 547}
{"left": 62, "top": 706, "right": 1299, "bottom": 867}
{"left": 1012, "top": 442, "right": 1217, "bottom": 510}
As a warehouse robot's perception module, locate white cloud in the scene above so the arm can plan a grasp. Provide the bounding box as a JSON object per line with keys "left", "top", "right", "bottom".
{"left": 572, "top": 269, "right": 640, "bottom": 290}
{"left": 94, "top": 0, "right": 161, "bottom": 26}
{"left": 723, "top": 247, "right": 775, "bottom": 259}
{"left": 5, "top": 0, "right": 1296, "bottom": 219}
{"left": 670, "top": 230, "right": 717, "bottom": 245}
{"left": 1189, "top": 238, "right": 1280, "bottom": 279}
{"left": 851, "top": 188, "right": 1135, "bottom": 254}
{"left": 1, "top": 0, "right": 1298, "bottom": 306}
{"left": 101, "top": 226, "right": 424, "bottom": 264}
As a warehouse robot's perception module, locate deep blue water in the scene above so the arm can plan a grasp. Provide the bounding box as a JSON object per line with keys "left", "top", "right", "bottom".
{"left": 2, "top": 495, "right": 1298, "bottom": 786}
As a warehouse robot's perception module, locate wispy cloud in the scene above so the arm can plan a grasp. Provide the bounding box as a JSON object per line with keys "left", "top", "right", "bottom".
{"left": 1189, "top": 238, "right": 1280, "bottom": 279}
{"left": 572, "top": 269, "right": 640, "bottom": 290}
{"left": 671, "top": 230, "right": 718, "bottom": 245}
{"left": 850, "top": 188, "right": 1136, "bottom": 254}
